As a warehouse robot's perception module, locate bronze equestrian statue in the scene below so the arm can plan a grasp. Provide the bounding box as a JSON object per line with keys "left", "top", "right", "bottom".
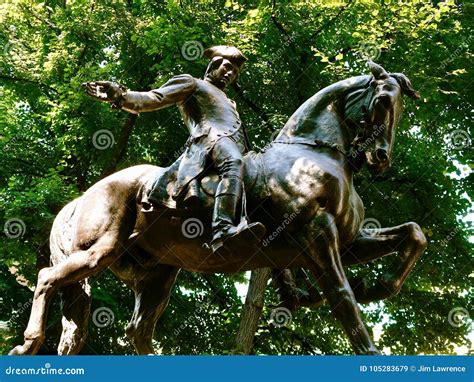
{"left": 9, "top": 57, "right": 427, "bottom": 356}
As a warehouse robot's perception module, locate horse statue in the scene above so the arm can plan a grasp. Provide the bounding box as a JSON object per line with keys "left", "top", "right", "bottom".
{"left": 9, "top": 61, "right": 427, "bottom": 356}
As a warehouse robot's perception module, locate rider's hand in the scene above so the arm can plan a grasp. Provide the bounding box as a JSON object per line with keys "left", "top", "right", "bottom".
{"left": 82, "top": 81, "right": 126, "bottom": 103}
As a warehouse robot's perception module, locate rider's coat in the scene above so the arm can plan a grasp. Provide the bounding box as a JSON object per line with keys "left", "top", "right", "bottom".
{"left": 122, "top": 74, "right": 246, "bottom": 201}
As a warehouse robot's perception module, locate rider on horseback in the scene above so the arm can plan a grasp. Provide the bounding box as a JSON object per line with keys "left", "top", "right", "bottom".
{"left": 83, "top": 45, "right": 265, "bottom": 253}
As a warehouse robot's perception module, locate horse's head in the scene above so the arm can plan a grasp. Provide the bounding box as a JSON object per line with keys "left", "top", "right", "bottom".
{"left": 346, "top": 61, "right": 419, "bottom": 174}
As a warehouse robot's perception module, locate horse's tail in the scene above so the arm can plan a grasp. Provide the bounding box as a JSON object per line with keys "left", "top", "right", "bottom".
{"left": 49, "top": 197, "right": 92, "bottom": 355}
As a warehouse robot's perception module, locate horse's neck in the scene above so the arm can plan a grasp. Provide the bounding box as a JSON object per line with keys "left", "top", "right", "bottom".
{"left": 281, "top": 106, "right": 350, "bottom": 148}
{"left": 276, "top": 75, "right": 370, "bottom": 150}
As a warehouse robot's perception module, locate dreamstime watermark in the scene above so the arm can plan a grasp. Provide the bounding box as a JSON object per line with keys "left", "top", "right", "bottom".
{"left": 92, "top": 307, "right": 114, "bottom": 328}
{"left": 1, "top": 299, "right": 32, "bottom": 330}
{"left": 262, "top": 212, "right": 297, "bottom": 247}
{"left": 439, "top": 226, "right": 461, "bottom": 248}
{"left": 448, "top": 129, "right": 471, "bottom": 150}
{"left": 172, "top": 145, "right": 186, "bottom": 159}
{"left": 271, "top": 31, "right": 298, "bottom": 61}
{"left": 181, "top": 41, "right": 204, "bottom": 61}
{"left": 360, "top": 218, "right": 382, "bottom": 237}
{"left": 270, "top": 307, "right": 292, "bottom": 328}
{"left": 174, "top": 300, "right": 211, "bottom": 336}
{"left": 181, "top": 218, "right": 204, "bottom": 239}
{"left": 5, "top": 363, "right": 85, "bottom": 376}
{"left": 92, "top": 129, "right": 115, "bottom": 150}
{"left": 14, "top": 299, "right": 32, "bottom": 317}
{"left": 448, "top": 307, "right": 470, "bottom": 328}
{"left": 440, "top": 35, "right": 473, "bottom": 69}
{"left": 259, "top": 129, "right": 296, "bottom": 152}
{"left": 359, "top": 42, "right": 381, "bottom": 60}
{"left": 4, "top": 218, "right": 26, "bottom": 238}
{"left": 351, "top": 323, "right": 364, "bottom": 336}
{"left": 351, "top": 124, "right": 386, "bottom": 158}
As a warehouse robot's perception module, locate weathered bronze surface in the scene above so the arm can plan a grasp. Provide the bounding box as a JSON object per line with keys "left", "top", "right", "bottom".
{"left": 83, "top": 45, "right": 266, "bottom": 253}
{"left": 10, "top": 59, "right": 426, "bottom": 356}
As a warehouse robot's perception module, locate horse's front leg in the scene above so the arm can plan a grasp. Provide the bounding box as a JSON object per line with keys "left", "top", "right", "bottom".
{"left": 341, "top": 222, "right": 427, "bottom": 303}
{"left": 299, "top": 212, "right": 379, "bottom": 354}
{"left": 123, "top": 263, "right": 179, "bottom": 355}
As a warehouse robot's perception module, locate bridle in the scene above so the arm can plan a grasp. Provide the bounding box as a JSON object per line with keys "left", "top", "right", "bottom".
{"left": 273, "top": 80, "right": 377, "bottom": 172}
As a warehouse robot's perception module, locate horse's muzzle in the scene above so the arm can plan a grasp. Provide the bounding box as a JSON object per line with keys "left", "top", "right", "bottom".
{"left": 366, "top": 150, "right": 391, "bottom": 174}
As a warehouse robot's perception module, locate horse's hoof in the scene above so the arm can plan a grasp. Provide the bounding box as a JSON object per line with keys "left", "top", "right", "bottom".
{"left": 9, "top": 343, "right": 32, "bottom": 356}
{"left": 367, "top": 349, "right": 381, "bottom": 355}
{"left": 361, "top": 345, "right": 381, "bottom": 355}
{"left": 8, "top": 338, "right": 42, "bottom": 355}
{"left": 8, "top": 345, "right": 25, "bottom": 355}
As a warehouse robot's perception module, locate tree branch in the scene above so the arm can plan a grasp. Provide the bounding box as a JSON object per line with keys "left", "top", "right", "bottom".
{"left": 270, "top": 14, "right": 298, "bottom": 52}
{"left": 0, "top": 74, "right": 58, "bottom": 94}
{"left": 259, "top": 324, "right": 316, "bottom": 354}
{"left": 99, "top": 113, "right": 138, "bottom": 179}
{"left": 98, "top": 55, "right": 163, "bottom": 179}
{"left": 19, "top": 4, "right": 61, "bottom": 33}
{"left": 232, "top": 83, "right": 275, "bottom": 132}
{"left": 307, "top": 0, "right": 355, "bottom": 41}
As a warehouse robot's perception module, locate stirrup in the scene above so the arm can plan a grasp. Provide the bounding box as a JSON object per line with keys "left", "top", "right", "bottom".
{"left": 205, "top": 221, "right": 266, "bottom": 254}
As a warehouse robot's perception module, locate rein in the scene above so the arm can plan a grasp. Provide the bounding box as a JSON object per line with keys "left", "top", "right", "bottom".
{"left": 274, "top": 139, "right": 349, "bottom": 156}
{"left": 273, "top": 138, "right": 367, "bottom": 172}
{"left": 273, "top": 119, "right": 371, "bottom": 172}
{"left": 272, "top": 80, "right": 376, "bottom": 172}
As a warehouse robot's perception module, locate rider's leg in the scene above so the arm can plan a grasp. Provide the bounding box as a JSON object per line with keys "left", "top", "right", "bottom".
{"left": 211, "top": 137, "right": 244, "bottom": 240}
{"left": 210, "top": 137, "right": 265, "bottom": 251}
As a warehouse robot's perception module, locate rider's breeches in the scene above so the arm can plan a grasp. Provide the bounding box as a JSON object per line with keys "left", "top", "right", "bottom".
{"left": 212, "top": 137, "right": 245, "bottom": 182}
{"left": 211, "top": 137, "right": 245, "bottom": 230}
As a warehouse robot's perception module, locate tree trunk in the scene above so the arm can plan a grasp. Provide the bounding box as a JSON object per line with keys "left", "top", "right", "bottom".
{"left": 99, "top": 113, "right": 138, "bottom": 178}
{"left": 235, "top": 268, "right": 271, "bottom": 354}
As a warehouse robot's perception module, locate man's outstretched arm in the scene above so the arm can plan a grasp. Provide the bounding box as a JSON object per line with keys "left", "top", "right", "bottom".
{"left": 83, "top": 74, "right": 196, "bottom": 114}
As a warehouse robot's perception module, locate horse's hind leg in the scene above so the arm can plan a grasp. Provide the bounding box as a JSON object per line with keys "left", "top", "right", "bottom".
{"left": 300, "top": 212, "right": 379, "bottom": 355}
{"left": 341, "top": 222, "right": 427, "bottom": 303}
{"left": 9, "top": 236, "right": 123, "bottom": 356}
{"left": 124, "top": 264, "right": 179, "bottom": 355}
{"left": 10, "top": 186, "right": 136, "bottom": 356}
{"left": 57, "top": 280, "right": 91, "bottom": 355}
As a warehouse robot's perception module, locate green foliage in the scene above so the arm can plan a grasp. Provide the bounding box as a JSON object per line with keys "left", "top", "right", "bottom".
{"left": 0, "top": 0, "right": 471, "bottom": 355}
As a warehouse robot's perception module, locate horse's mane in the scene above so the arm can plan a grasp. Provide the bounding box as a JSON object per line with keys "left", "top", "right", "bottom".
{"left": 342, "top": 76, "right": 376, "bottom": 125}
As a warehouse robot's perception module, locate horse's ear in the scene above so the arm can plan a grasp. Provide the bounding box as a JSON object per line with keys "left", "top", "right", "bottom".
{"left": 391, "top": 73, "right": 421, "bottom": 100}
{"left": 368, "top": 60, "right": 389, "bottom": 80}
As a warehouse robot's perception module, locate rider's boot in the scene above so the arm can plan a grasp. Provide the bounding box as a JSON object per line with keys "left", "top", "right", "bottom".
{"left": 209, "top": 177, "right": 265, "bottom": 254}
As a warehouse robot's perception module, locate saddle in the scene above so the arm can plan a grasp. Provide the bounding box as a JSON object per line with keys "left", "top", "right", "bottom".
{"left": 138, "top": 151, "right": 261, "bottom": 213}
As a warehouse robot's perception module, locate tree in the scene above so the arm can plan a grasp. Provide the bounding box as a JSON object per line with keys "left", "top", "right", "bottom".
{"left": 0, "top": 0, "right": 471, "bottom": 355}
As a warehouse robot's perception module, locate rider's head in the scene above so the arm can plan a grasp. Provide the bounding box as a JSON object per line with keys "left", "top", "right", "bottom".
{"left": 203, "top": 46, "right": 247, "bottom": 90}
